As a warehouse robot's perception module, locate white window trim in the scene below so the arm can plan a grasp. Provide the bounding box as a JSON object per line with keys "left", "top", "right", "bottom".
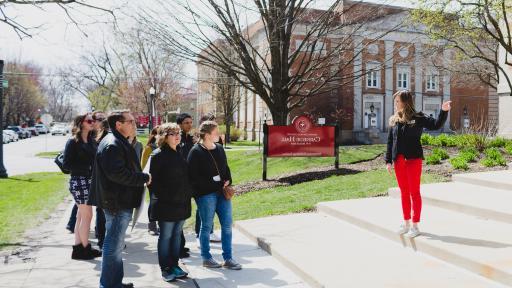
{"left": 366, "top": 62, "right": 381, "bottom": 89}
{"left": 397, "top": 66, "right": 410, "bottom": 90}
{"left": 425, "top": 68, "right": 439, "bottom": 92}
{"left": 295, "top": 39, "right": 327, "bottom": 55}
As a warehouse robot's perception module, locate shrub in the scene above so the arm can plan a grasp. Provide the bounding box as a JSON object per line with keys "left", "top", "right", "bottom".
{"left": 421, "top": 134, "right": 434, "bottom": 146}
{"left": 488, "top": 137, "right": 508, "bottom": 148}
{"left": 449, "top": 157, "right": 469, "bottom": 170}
{"left": 432, "top": 147, "right": 449, "bottom": 160}
{"left": 505, "top": 143, "right": 512, "bottom": 155}
{"left": 436, "top": 134, "right": 457, "bottom": 147}
{"left": 218, "top": 125, "right": 242, "bottom": 142}
{"left": 426, "top": 154, "right": 442, "bottom": 165}
{"left": 481, "top": 147, "right": 507, "bottom": 167}
{"left": 459, "top": 147, "right": 479, "bottom": 163}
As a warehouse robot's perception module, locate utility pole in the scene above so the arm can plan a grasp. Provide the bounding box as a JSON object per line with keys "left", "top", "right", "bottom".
{"left": 0, "top": 60, "right": 8, "bottom": 178}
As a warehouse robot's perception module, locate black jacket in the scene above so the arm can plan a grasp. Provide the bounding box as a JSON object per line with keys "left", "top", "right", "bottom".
{"left": 90, "top": 130, "right": 150, "bottom": 211}
{"left": 188, "top": 143, "right": 232, "bottom": 197}
{"left": 148, "top": 145, "right": 192, "bottom": 222}
{"left": 62, "top": 136, "right": 97, "bottom": 177}
{"left": 179, "top": 131, "right": 195, "bottom": 160}
{"left": 385, "top": 110, "right": 448, "bottom": 164}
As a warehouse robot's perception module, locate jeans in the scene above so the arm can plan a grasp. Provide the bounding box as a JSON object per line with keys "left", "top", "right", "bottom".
{"left": 394, "top": 154, "right": 423, "bottom": 223}
{"left": 96, "top": 207, "right": 106, "bottom": 248}
{"left": 67, "top": 204, "right": 78, "bottom": 230}
{"left": 99, "top": 209, "right": 132, "bottom": 288}
{"left": 195, "top": 209, "right": 214, "bottom": 237}
{"left": 157, "top": 220, "right": 185, "bottom": 270}
{"left": 196, "top": 192, "right": 232, "bottom": 261}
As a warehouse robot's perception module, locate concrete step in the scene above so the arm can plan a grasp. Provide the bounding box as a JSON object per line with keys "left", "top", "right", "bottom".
{"left": 388, "top": 182, "right": 512, "bottom": 224}
{"left": 317, "top": 197, "right": 512, "bottom": 287}
{"left": 452, "top": 170, "right": 512, "bottom": 190}
{"left": 235, "top": 213, "right": 505, "bottom": 288}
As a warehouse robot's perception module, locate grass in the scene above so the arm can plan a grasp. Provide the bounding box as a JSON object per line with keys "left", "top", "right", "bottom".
{"left": 35, "top": 151, "right": 60, "bottom": 158}
{"left": 227, "top": 144, "right": 386, "bottom": 184}
{"left": 0, "top": 172, "right": 69, "bottom": 248}
{"left": 184, "top": 169, "right": 446, "bottom": 231}
{"left": 225, "top": 140, "right": 259, "bottom": 147}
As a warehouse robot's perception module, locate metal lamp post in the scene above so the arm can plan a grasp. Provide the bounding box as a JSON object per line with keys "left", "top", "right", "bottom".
{"left": 149, "top": 87, "right": 156, "bottom": 132}
{"left": 0, "top": 60, "right": 8, "bottom": 178}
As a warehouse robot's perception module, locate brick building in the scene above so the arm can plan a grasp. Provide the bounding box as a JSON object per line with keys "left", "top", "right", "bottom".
{"left": 197, "top": 0, "right": 497, "bottom": 143}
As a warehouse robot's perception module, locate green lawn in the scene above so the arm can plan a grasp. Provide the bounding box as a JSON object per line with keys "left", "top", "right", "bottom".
{"left": 184, "top": 169, "right": 446, "bottom": 231}
{"left": 227, "top": 144, "right": 386, "bottom": 184}
{"left": 0, "top": 173, "right": 69, "bottom": 248}
{"left": 35, "top": 151, "right": 60, "bottom": 158}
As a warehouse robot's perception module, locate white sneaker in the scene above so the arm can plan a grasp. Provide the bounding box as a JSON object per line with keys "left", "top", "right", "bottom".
{"left": 406, "top": 227, "right": 420, "bottom": 238}
{"left": 397, "top": 224, "right": 410, "bottom": 235}
{"left": 210, "top": 233, "right": 221, "bottom": 243}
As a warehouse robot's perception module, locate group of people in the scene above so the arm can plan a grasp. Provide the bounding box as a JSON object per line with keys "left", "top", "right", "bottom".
{"left": 62, "top": 110, "right": 241, "bottom": 288}
{"left": 60, "top": 89, "right": 451, "bottom": 287}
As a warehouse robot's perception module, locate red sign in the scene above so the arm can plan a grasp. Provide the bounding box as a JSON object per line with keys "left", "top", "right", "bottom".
{"left": 267, "top": 115, "right": 335, "bottom": 157}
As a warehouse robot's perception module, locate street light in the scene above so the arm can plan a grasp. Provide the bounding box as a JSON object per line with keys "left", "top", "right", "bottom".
{"left": 0, "top": 60, "right": 7, "bottom": 178}
{"left": 149, "top": 87, "right": 156, "bottom": 132}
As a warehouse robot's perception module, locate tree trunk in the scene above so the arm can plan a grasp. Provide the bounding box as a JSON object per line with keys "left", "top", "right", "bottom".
{"left": 269, "top": 103, "right": 289, "bottom": 126}
{"left": 225, "top": 119, "right": 231, "bottom": 144}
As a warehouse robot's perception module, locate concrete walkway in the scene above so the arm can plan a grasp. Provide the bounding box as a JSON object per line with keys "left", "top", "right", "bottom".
{"left": 0, "top": 197, "right": 307, "bottom": 288}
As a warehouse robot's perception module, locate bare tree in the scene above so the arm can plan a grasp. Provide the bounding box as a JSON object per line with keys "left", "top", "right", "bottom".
{"left": 0, "top": 0, "right": 118, "bottom": 39}
{"left": 42, "top": 76, "right": 75, "bottom": 122}
{"left": 60, "top": 43, "right": 123, "bottom": 112}
{"left": 139, "top": 0, "right": 404, "bottom": 125}
{"left": 412, "top": 0, "right": 512, "bottom": 94}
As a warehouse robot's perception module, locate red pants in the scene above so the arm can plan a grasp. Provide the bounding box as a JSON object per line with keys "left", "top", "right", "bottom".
{"left": 394, "top": 154, "right": 423, "bottom": 223}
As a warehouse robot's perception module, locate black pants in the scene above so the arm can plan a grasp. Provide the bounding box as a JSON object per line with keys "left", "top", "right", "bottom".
{"left": 95, "top": 207, "right": 106, "bottom": 248}
{"left": 67, "top": 204, "right": 78, "bottom": 230}
{"left": 194, "top": 209, "right": 214, "bottom": 237}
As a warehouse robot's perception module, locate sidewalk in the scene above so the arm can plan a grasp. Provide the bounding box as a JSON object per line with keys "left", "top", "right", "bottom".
{"left": 0, "top": 197, "right": 307, "bottom": 288}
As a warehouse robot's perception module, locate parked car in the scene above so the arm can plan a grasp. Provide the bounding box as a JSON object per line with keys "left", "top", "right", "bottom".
{"left": 3, "top": 130, "right": 18, "bottom": 142}
{"left": 7, "top": 126, "right": 27, "bottom": 139}
{"left": 3, "top": 131, "right": 10, "bottom": 144}
{"left": 21, "top": 128, "right": 32, "bottom": 138}
{"left": 28, "top": 127, "right": 39, "bottom": 136}
{"left": 50, "top": 125, "right": 68, "bottom": 136}
{"left": 35, "top": 124, "right": 49, "bottom": 134}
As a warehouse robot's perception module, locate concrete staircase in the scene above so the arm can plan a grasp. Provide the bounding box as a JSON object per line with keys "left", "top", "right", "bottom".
{"left": 235, "top": 170, "right": 512, "bottom": 288}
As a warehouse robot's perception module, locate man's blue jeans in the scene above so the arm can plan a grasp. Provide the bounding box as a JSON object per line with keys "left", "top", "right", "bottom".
{"left": 157, "top": 220, "right": 185, "bottom": 270}
{"left": 99, "top": 209, "right": 132, "bottom": 288}
{"left": 195, "top": 192, "right": 233, "bottom": 261}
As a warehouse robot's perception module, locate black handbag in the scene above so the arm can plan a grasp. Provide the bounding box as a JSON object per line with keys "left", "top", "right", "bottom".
{"left": 54, "top": 152, "right": 70, "bottom": 174}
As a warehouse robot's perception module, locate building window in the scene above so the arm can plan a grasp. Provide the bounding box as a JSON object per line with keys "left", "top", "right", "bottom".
{"left": 295, "top": 39, "right": 327, "bottom": 55}
{"left": 366, "top": 63, "right": 380, "bottom": 88}
{"left": 397, "top": 66, "right": 410, "bottom": 90}
{"left": 426, "top": 69, "right": 439, "bottom": 91}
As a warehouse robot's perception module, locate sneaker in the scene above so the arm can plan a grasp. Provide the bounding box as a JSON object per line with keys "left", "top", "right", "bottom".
{"left": 179, "top": 250, "right": 190, "bottom": 259}
{"left": 397, "top": 224, "right": 410, "bottom": 235}
{"left": 121, "top": 283, "right": 134, "bottom": 288}
{"left": 406, "top": 227, "right": 421, "bottom": 238}
{"left": 223, "top": 259, "right": 242, "bottom": 270}
{"left": 172, "top": 266, "right": 188, "bottom": 278}
{"left": 210, "top": 233, "right": 221, "bottom": 243}
{"left": 161, "top": 268, "right": 176, "bottom": 282}
{"left": 203, "top": 258, "right": 222, "bottom": 268}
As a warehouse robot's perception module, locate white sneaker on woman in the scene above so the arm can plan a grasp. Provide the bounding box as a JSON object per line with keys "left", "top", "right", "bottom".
{"left": 406, "top": 227, "right": 420, "bottom": 238}
{"left": 210, "top": 233, "right": 221, "bottom": 242}
{"left": 397, "top": 224, "right": 410, "bottom": 235}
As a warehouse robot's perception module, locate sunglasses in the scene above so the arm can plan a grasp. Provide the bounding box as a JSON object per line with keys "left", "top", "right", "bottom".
{"left": 120, "top": 120, "right": 136, "bottom": 125}
{"left": 84, "top": 119, "right": 94, "bottom": 124}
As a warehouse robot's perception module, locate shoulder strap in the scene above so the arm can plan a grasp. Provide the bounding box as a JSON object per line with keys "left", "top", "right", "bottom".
{"left": 201, "top": 144, "right": 221, "bottom": 176}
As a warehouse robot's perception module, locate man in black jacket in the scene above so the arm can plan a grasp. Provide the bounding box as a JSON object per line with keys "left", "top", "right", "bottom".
{"left": 91, "top": 110, "right": 151, "bottom": 288}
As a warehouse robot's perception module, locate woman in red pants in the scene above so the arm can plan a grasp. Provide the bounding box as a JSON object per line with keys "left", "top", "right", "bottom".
{"left": 385, "top": 90, "right": 451, "bottom": 238}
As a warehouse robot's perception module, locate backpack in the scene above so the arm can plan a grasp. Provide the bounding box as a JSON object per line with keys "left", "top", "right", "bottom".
{"left": 54, "top": 152, "right": 70, "bottom": 174}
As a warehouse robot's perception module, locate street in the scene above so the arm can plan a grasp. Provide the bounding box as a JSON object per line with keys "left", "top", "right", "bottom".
{"left": 3, "top": 134, "right": 68, "bottom": 176}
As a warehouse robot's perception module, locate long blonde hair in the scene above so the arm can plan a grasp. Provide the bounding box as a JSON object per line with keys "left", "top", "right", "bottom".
{"left": 389, "top": 90, "right": 417, "bottom": 127}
